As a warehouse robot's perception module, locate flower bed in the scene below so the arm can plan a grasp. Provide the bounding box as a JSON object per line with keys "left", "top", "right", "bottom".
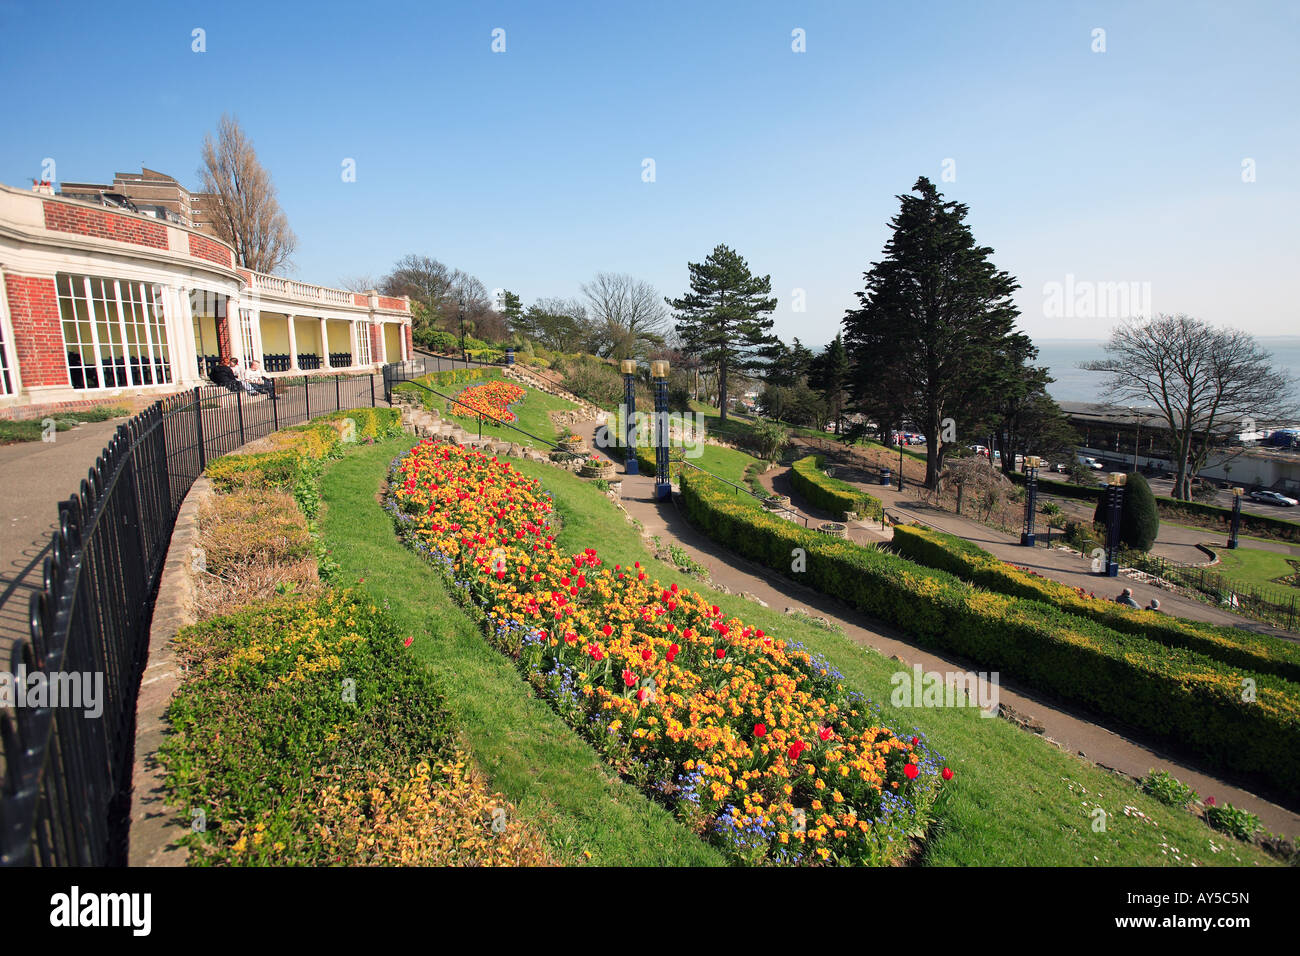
{"left": 159, "top": 592, "right": 549, "bottom": 866}
{"left": 452, "top": 380, "right": 527, "bottom": 423}
{"left": 890, "top": 524, "right": 1300, "bottom": 683}
{"left": 389, "top": 440, "right": 949, "bottom": 865}
{"left": 678, "top": 468, "right": 1300, "bottom": 800}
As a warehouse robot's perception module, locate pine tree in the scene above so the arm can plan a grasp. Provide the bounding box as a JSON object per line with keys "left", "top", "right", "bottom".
{"left": 666, "top": 244, "right": 778, "bottom": 421}
{"left": 809, "top": 333, "right": 851, "bottom": 433}
{"left": 843, "top": 177, "right": 1022, "bottom": 487}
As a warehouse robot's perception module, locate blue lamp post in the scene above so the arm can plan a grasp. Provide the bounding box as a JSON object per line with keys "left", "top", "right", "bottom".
{"left": 621, "top": 359, "right": 639, "bottom": 475}
{"left": 1103, "top": 472, "right": 1127, "bottom": 576}
{"left": 651, "top": 360, "right": 671, "bottom": 500}
{"left": 1020, "top": 456, "right": 1041, "bottom": 546}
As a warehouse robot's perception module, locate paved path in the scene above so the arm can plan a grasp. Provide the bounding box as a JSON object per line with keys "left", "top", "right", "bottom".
{"left": 573, "top": 421, "right": 1300, "bottom": 837}
{"left": 0, "top": 419, "right": 131, "bottom": 659}
{"left": 792, "top": 440, "right": 1298, "bottom": 640}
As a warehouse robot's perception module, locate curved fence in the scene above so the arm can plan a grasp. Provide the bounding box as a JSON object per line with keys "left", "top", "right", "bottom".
{"left": 0, "top": 373, "right": 379, "bottom": 866}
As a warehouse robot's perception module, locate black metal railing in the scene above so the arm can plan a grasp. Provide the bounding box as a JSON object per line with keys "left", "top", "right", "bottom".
{"left": 0, "top": 372, "right": 380, "bottom": 866}
{"left": 1125, "top": 551, "right": 1299, "bottom": 632}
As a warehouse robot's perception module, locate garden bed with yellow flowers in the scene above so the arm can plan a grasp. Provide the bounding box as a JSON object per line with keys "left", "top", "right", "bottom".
{"left": 388, "top": 439, "right": 952, "bottom": 865}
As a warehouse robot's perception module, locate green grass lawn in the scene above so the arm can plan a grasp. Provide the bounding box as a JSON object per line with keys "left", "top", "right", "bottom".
{"left": 319, "top": 438, "right": 723, "bottom": 867}
{"left": 0, "top": 404, "right": 130, "bottom": 444}
{"left": 1206, "top": 542, "right": 1300, "bottom": 589}
{"left": 325, "top": 436, "right": 1276, "bottom": 866}
{"left": 438, "top": 369, "right": 578, "bottom": 447}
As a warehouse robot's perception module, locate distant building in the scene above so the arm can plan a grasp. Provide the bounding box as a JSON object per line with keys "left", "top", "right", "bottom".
{"left": 58, "top": 167, "right": 218, "bottom": 233}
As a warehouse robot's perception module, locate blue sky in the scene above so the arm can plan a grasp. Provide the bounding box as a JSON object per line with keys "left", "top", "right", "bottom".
{"left": 2, "top": 0, "right": 1297, "bottom": 345}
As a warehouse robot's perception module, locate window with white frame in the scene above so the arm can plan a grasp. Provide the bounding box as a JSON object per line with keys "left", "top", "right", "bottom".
{"left": 355, "top": 321, "right": 371, "bottom": 365}
{"left": 57, "top": 274, "right": 172, "bottom": 390}
{"left": 0, "top": 316, "right": 13, "bottom": 396}
{"left": 239, "top": 309, "right": 257, "bottom": 367}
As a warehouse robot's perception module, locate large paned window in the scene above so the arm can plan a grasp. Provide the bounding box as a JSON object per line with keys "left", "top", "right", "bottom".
{"left": 57, "top": 274, "right": 172, "bottom": 390}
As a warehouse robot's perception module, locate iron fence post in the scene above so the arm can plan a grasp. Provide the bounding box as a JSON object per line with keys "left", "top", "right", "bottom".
{"left": 272, "top": 385, "right": 279, "bottom": 431}
{"left": 304, "top": 376, "right": 311, "bottom": 421}
{"left": 193, "top": 387, "right": 206, "bottom": 471}
{"left": 236, "top": 388, "right": 245, "bottom": 446}
{"left": 370, "top": 374, "right": 375, "bottom": 407}
{"left": 336, "top": 374, "right": 341, "bottom": 411}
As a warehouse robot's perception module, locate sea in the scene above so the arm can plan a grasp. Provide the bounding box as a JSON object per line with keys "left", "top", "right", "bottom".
{"left": 1034, "top": 336, "right": 1300, "bottom": 408}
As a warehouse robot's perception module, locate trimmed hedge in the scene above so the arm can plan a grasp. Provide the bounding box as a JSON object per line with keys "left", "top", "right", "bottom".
{"left": 790, "top": 455, "right": 884, "bottom": 521}
{"left": 890, "top": 524, "right": 1300, "bottom": 683}
{"left": 678, "top": 469, "right": 1300, "bottom": 799}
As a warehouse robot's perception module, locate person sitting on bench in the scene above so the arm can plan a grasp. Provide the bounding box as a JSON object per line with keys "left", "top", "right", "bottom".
{"left": 1114, "top": 587, "right": 1141, "bottom": 608}
{"left": 209, "top": 360, "right": 241, "bottom": 391}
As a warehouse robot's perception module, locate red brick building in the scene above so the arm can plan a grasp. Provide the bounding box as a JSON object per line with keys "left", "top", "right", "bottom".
{"left": 0, "top": 182, "right": 411, "bottom": 414}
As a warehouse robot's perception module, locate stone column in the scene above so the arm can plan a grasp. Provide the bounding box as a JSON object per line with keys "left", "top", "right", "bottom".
{"left": 287, "top": 313, "right": 299, "bottom": 371}
{"left": 320, "top": 316, "right": 330, "bottom": 369}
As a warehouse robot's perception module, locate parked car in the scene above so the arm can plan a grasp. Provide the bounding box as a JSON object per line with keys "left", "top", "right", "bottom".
{"left": 1076, "top": 455, "right": 1104, "bottom": 470}
{"left": 1249, "top": 490, "right": 1299, "bottom": 507}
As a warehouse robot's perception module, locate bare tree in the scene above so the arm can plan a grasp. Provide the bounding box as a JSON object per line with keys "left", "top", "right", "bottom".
{"left": 1082, "top": 314, "right": 1295, "bottom": 498}
{"left": 338, "top": 275, "right": 378, "bottom": 293}
{"left": 199, "top": 114, "right": 297, "bottom": 274}
{"left": 581, "top": 272, "right": 669, "bottom": 360}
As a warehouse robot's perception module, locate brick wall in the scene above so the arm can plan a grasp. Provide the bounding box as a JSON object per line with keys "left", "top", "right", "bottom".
{"left": 377, "top": 296, "right": 406, "bottom": 312}
{"left": 404, "top": 324, "right": 412, "bottom": 359}
{"left": 4, "top": 273, "right": 69, "bottom": 388}
{"left": 369, "top": 323, "right": 383, "bottom": 363}
{"left": 42, "top": 201, "right": 168, "bottom": 250}
{"left": 188, "top": 233, "right": 233, "bottom": 267}
{"left": 216, "top": 304, "right": 233, "bottom": 364}
{"left": 353, "top": 293, "right": 369, "bottom": 308}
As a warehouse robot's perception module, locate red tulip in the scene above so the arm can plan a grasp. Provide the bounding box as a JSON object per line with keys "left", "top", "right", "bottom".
{"left": 911, "top": 736, "right": 919, "bottom": 746}
{"left": 402, "top": 636, "right": 414, "bottom": 648}
{"left": 903, "top": 763, "right": 919, "bottom": 780}
{"left": 641, "top": 647, "right": 653, "bottom": 662}
{"left": 667, "top": 643, "right": 680, "bottom": 662}
{"left": 602, "top": 624, "right": 614, "bottom": 638}
{"left": 941, "top": 767, "right": 954, "bottom": 781}
{"left": 754, "top": 723, "right": 767, "bottom": 737}
{"left": 622, "top": 669, "right": 637, "bottom": 688}
{"left": 715, "top": 647, "right": 726, "bottom": 659}
{"left": 788, "top": 741, "right": 807, "bottom": 761}
{"left": 818, "top": 726, "right": 833, "bottom": 742}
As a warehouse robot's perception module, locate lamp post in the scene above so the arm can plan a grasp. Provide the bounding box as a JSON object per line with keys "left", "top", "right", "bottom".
{"left": 458, "top": 296, "right": 466, "bottom": 364}
{"left": 1103, "top": 471, "right": 1127, "bottom": 577}
{"left": 622, "top": 359, "right": 639, "bottom": 475}
{"left": 1228, "top": 487, "right": 1244, "bottom": 549}
{"left": 897, "top": 440, "right": 904, "bottom": 491}
{"left": 1021, "top": 456, "right": 1042, "bottom": 546}
{"left": 651, "top": 360, "right": 671, "bottom": 500}
{"left": 1128, "top": 406, "right": 1142, "bottom": 472}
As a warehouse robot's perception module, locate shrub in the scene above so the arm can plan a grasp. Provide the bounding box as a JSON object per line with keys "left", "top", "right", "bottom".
{"left": 1203, "top": 801, "right": 1263, "bottom": 842}
{"left": 1141, "top": 770, "right": 1198, "bottom": 808}
{"left": 415, "top": 329, "right": 459, "bottom": 353}
{"left": 790, "top": 456, "right": 884, "bottom": 521}
{"left": 678, "top": 469, "right": 1300, "bottom": 799}
{"left": 889, "top": 523, "right": 1300, "bottom": 683}
{"left": 1091, "top": 472, "right": 1159, "bottom": 551}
